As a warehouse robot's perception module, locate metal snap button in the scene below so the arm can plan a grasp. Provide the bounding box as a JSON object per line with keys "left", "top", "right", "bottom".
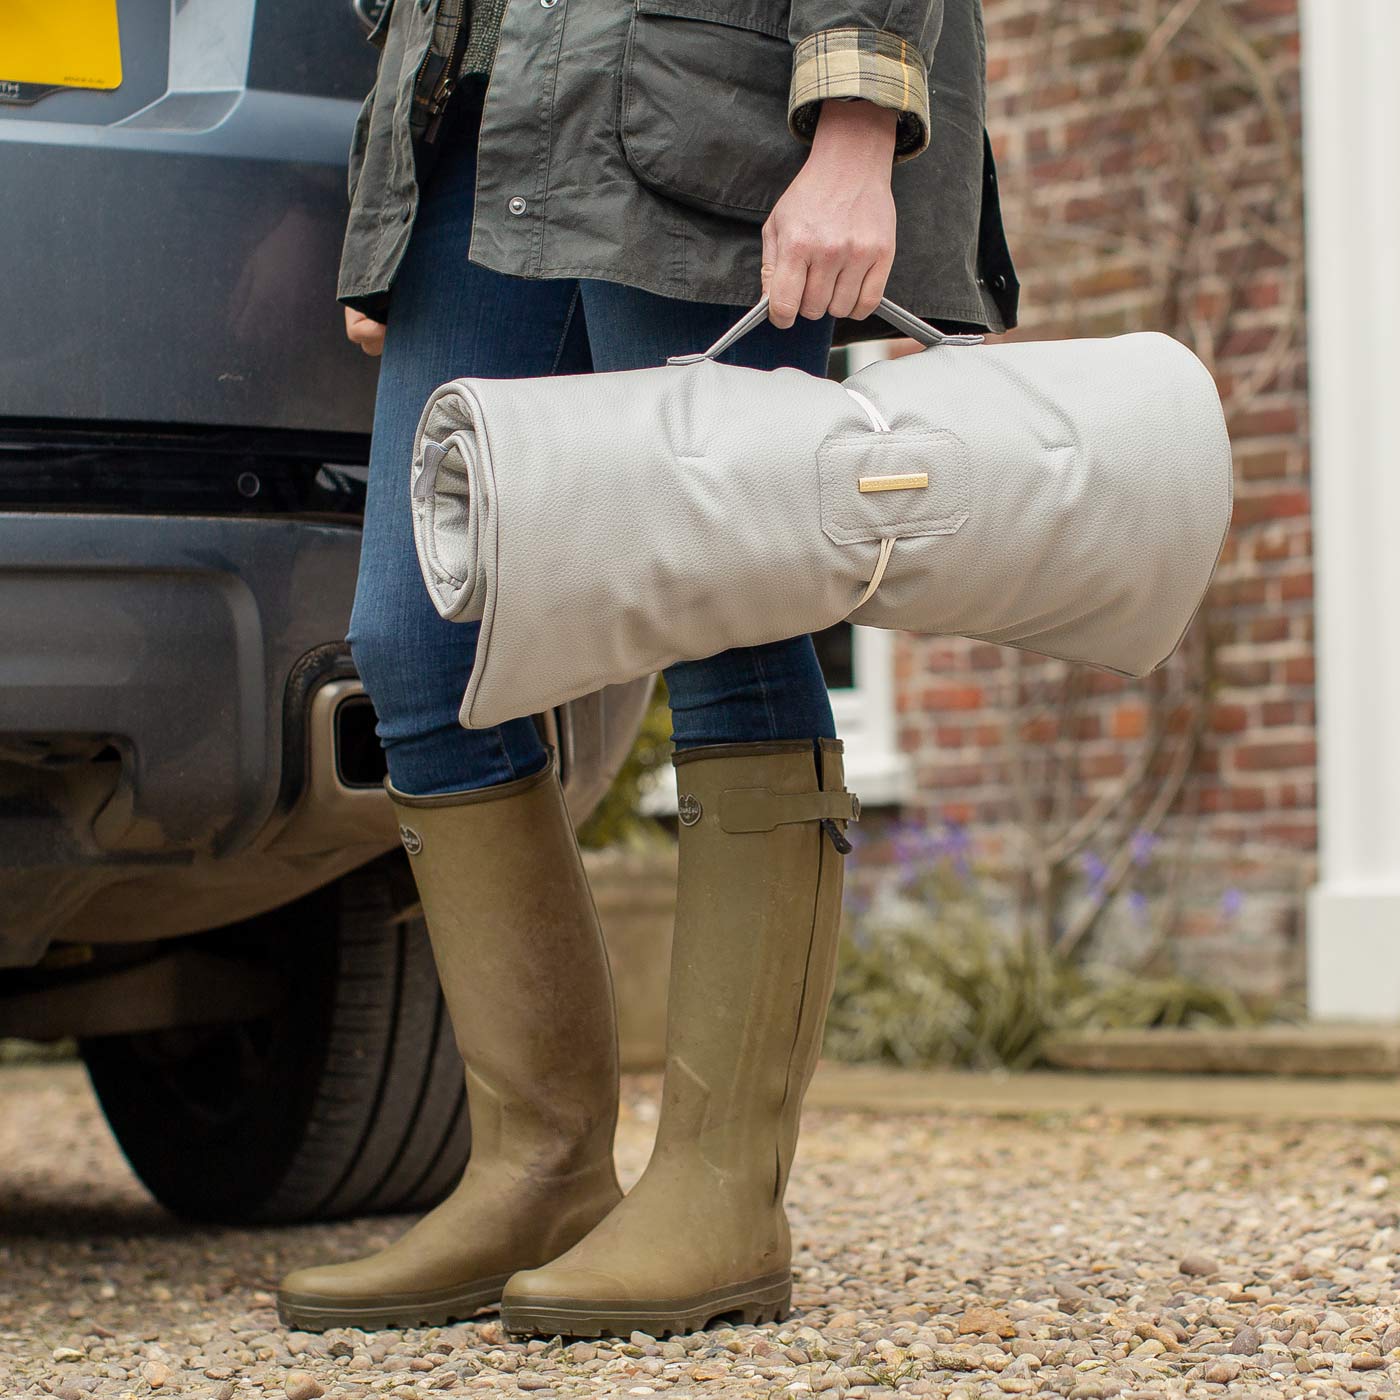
{"left": 508, "top": 196, "right": 527, "bottom": 215}
{"left": 541, "top": 0, "right": 561, "bottom": 9}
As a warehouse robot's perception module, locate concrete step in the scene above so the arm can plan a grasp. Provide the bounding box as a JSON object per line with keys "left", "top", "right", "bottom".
{"left": 1040, "top": 1023, "right": 1400, "bottom": 1077}
{"left": 806, "top": 1061, "right": 1400, "bottom": 1123}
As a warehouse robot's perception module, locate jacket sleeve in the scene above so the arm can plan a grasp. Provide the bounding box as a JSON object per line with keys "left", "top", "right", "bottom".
{"left": 786, "top": 0, "right": 943, "bottom": 162}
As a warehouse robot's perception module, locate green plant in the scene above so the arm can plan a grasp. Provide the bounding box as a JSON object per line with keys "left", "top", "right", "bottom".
{"left": 825, "top": 845, "right": 1266, "bottom": 1070}
{"left": 576, "top": 679, "right": 675, "bottom": 850}
{"left": 824, "top": 907, "right": 1056, "bottom": 1071}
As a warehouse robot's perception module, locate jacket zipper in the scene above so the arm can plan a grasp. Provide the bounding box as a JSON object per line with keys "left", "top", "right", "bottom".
{"left": 417, "top": 7, "right": 472, "bottom": 144}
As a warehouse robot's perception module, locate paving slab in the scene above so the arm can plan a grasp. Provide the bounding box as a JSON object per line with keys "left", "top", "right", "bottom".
{"left": 808, "top": 1060, "right": 1400, "bottom": 1122}
{"left": 1041, "top": 1021, "right": 1400, "bottom": 1076}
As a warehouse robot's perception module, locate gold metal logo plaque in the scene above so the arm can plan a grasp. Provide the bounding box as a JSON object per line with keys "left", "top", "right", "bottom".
{"left": 857, "top": 473, "right": 929, "bottom": 494}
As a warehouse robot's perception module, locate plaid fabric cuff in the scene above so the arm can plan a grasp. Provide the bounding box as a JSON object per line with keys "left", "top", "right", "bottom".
{"left": 788, "top": 28, "right": 931, "bottom": 161}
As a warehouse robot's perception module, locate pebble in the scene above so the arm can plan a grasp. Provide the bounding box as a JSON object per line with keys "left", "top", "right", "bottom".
{"left": 141, "top": 1360, "right": 172, "bottom": 1387}
{"left": 284, "top": 1370, "right": 324, "bottom": 1400}
{"left": 958, "top": 1307, "right": 1016, "bottom": 1338}
{"left": 1178, "top": 1255, "right": 1220, "bottom": 1278}
{"left": 1230, "top": 1326, "right": 1262, "bottom": 1355}
{"left": 5, "top": 1068, "right": 1400, "bottom": 1400}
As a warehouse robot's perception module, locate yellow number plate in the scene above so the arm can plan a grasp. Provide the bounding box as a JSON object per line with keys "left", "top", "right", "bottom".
{"left": 0, "top": 0, "right": 122, "bottom": 95}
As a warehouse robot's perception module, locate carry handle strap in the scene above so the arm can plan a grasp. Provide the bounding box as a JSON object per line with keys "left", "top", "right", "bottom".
{"left": 666, "top": 294, "right": 983, "bottom": 367}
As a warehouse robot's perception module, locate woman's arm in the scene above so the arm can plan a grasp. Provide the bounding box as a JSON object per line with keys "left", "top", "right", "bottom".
{"left": 765, "top": 1, "right": 943, "bottom": 326}
{"left": 761, "top": 97, "right": 898, "bottom": 327}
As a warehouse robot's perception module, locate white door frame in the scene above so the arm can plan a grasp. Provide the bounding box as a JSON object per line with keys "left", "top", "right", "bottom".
{"left": 1301, "top": 0, "right": 1400, "bottom": 1018}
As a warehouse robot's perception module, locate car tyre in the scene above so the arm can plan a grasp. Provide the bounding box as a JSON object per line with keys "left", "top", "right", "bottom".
{"left": 80, "top": 854, "right": 469, "bottom": 1224}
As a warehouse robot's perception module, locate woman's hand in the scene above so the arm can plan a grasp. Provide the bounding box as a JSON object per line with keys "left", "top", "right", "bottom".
{"left": 762, "top": 99, "right": 898, "bottom": 328}
{"left": 344, "top": 305, "right": 387, "bottom": 356}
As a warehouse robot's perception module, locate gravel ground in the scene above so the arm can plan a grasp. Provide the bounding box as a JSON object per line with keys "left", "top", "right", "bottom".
{"left": 3, "top": 1062, "right": 1400, "bottom": 1399}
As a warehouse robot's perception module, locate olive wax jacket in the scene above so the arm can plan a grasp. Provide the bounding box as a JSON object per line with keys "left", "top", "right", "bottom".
{"left": 338, "top": 0, "right": 1018, "bottom": 339}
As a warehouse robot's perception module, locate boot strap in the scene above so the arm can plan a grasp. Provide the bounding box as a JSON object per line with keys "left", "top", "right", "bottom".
{"left": 718, "top": 787, "right": 861, "bottom": 834}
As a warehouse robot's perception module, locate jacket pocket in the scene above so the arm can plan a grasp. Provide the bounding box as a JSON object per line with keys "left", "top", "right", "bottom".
{"left": 619, "top": 0, "right": 803, "bottom": 224}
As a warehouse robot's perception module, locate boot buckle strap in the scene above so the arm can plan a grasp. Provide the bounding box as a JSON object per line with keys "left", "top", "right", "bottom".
{"left": 717, "top": 787, "right": 861, "bottom": 834}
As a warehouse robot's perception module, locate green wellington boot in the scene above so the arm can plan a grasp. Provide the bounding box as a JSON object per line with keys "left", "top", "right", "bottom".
{"left": 278, "top": 758, "right": 622, "bottom": 1331}
{"left": 500, "top": 738, "right": 858, "bottom": 1338}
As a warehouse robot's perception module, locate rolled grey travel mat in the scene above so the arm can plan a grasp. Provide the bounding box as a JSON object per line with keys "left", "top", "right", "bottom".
{"left": 410, "top": 298, "right": 1232, "bottom": 730}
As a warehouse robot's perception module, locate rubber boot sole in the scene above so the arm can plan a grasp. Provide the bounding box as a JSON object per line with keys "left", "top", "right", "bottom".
{"left": 501, "top": 1271, "right": 792, "bottom": 1339}
{"left": 277, "top": 1272, "right": 515, "bottom": 1333}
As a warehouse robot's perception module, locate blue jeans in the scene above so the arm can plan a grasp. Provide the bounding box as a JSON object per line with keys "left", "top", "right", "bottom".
{"left": 348, "top": 83, "right": 837, "bottom": 796}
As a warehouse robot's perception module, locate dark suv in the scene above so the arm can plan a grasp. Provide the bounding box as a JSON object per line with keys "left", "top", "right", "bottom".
{"left": 0, "top": 1, "right": 646, "bottom": 1225}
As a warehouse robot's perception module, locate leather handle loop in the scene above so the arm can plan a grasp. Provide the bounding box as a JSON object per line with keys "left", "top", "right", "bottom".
{"left": 718, "top": 786, "right": 861, "bottom": 834}
{"left": 666, "top": 294, "right": 984, "bottom": 367}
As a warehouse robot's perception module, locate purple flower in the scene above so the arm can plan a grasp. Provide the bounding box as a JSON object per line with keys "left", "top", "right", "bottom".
{"left": 889, "top": 818, "right": 974, "bottom": 881}
{"left": 1080, "top": 850, "right": 1108, "bottom": 890}
{"left": 1220, "top": 887, "right": 1244, "bottom": 920}
{"left": 939, "top": 821, "right": 972, "bottom": 877}
{"left": 940, "top": 823, "right": 971, "bottom": 854}
{"left": 891, "top": 819, "right": 941, "bottom": 874}
{"left": 1129, "top": 829, "right": 1159, "bottom": 868}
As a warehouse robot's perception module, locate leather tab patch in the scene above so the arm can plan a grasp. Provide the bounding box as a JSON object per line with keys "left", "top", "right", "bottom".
{"left": 818, "top": 428, "right": 969, "bottom": 545}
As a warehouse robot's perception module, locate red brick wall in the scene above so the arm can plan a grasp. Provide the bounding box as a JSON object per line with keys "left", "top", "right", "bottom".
{"left": 887, "top": 0, "right": 1312, "bottom": 999}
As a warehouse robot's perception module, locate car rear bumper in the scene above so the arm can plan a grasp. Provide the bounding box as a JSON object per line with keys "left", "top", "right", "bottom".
{"left": 0, "top": 510, "right": 390, "bottom": 962}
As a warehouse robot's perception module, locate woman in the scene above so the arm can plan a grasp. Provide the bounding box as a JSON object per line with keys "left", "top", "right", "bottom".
{"left": 278, "top": 0, "right": 1016, "bottom": 1339}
